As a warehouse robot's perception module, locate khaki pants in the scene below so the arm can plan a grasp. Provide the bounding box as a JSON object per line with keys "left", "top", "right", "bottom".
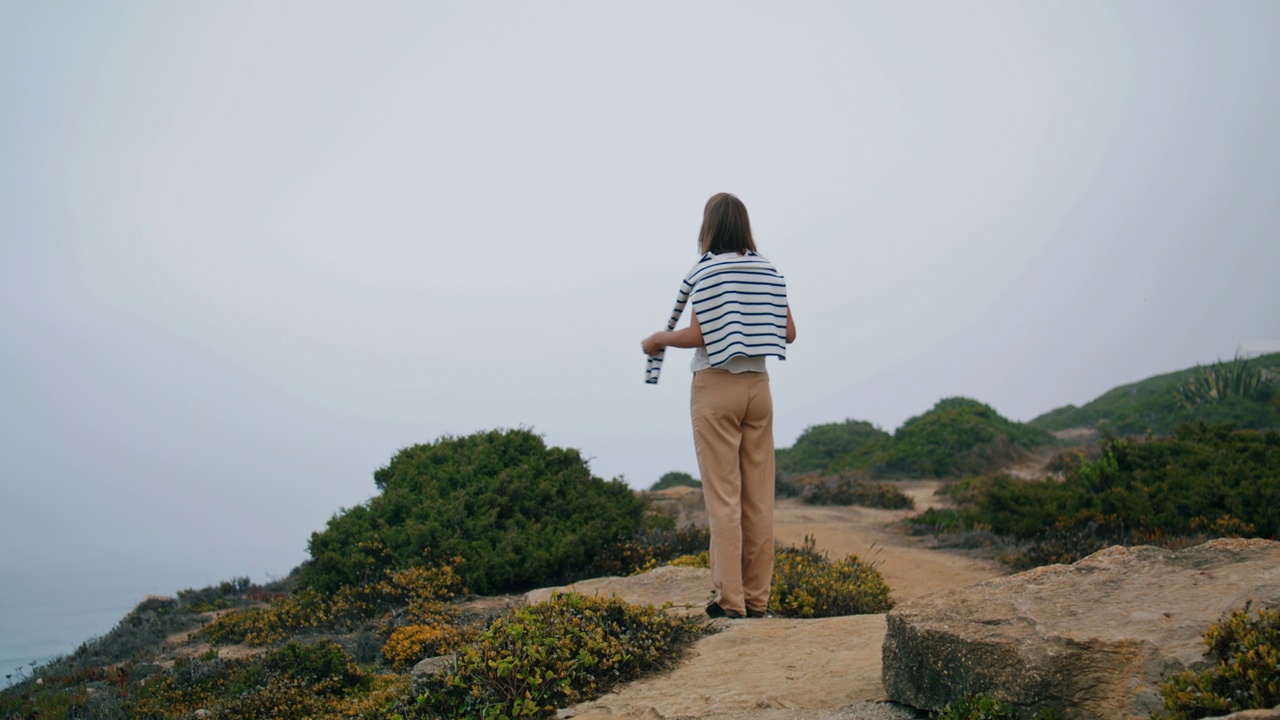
{"left": 691, "top": 369, "right": 775, "bottom": 616}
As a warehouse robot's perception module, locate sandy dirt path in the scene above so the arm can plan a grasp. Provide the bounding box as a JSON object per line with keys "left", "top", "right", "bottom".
{"left": 773, "top": 480, "right": 1005, "bottom": 605}
{"left": 542, "top": 481, "right": 1006, "bottom": 720}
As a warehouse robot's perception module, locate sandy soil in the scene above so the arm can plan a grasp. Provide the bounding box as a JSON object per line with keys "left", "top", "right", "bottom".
{"left": 538, "top": 481, "right": 1007, "bottom": 720}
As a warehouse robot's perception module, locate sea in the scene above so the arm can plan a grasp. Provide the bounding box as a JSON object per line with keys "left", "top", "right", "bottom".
{"left": 0, "top": 565, "right": 215, "bottom": 687}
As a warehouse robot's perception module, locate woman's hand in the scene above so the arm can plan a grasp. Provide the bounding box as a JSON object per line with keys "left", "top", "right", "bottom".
{"left": 643, "top": 313, "right": 703, "bottom": 356}
{"left": 642, "top": 333, "right": 666, "bottom": 356}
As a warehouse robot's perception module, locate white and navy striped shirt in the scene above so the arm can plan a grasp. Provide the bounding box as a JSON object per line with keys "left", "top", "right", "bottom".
{"left": 645, "top": 251, "right": 788, "bottom": 384}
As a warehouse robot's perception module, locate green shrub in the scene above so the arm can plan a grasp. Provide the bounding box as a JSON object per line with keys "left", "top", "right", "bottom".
{"left": 301, "top": 429, "right": 646, "bottom": 596}
{"left": 769, "top": 535, "right": 893, "bottom": 618}
{"left": 909, "top": 424, "right": 1280, "bottom": 560}
{"left": 261, "top": 641, "right": 366, "bottom": 695}
{"left": 876, "top": 398, "right": 1055, "bottom": 478}
{"left": 400, "top": 592, "right": 710, "bottom": 719}
{"left": 1158, "top": 605, "right": 1280, "bottom": 719}
{"left": 650, "top": 471, "right": 700, "bottom": 490}
{"left": 203, "top": 559, "right": 465, "bottom": 646}
{"left": 1001, "top": 512, "right": 1127, "bottom": 570}
{"left": 121, "top": 641, "right": 372, "bottom": 720}
{"left": 779, "top": 473, "right": 915, "bottom": 509}
{"left": 776, "top": 419, "right": 890, "bottom": 475}
{"left": 176, "top": 577, "right": 252, "bottom": 613}
{"left": 1175, "top": 358, "right": 1264, "bottom": 411}
{"left": 590, "top": 525, "right": 710, "bottom": 577}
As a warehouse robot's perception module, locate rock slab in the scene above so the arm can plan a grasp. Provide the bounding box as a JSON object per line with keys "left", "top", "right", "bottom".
{"left": 882, "top": 539, "right": 1280, "bottom": 719}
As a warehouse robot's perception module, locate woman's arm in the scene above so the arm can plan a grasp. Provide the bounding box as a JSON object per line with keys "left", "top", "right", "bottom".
{"left": 642, "top": 311, "right": 704, "bottom": 355}
{"left": 786, "top": 306, "right": 797, "bottom": 344}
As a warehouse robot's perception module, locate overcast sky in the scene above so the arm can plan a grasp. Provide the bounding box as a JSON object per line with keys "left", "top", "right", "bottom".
{"left": 3, "top": 2, "right": 1279, "bottom": 603}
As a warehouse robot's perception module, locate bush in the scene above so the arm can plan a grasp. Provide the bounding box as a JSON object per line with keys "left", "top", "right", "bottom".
{"left": 650, "top": 471, "right": 700, "bottom": 491}
{"left": 400, "top": 592, "right": 710, "bottom": 719}
{"left": 176, "top": 577, "right": 252, "bottom": 613}
{"left": 778, "top": 473, "right": 915, "bottom": 509}
{"left": 301, "top": 429, "right": 646, "bottom": 596}
{"left": 769, "top": 535, "right": 893, "bottom": 618}
{"left": 203, "top": 559, "right": 464, "bottom": 646}
{"left": 122, "top": 641, "right": 372, "bottom": 720}
{"left": 1158, "top": 605, "right": 1280, "bottom": 720}
{"left": 909, "top": 424, "right": 1280, "bottom": 563}
{"left": 590, "top": 525, "right": 710, "bottom": 577}
{"left": 382, "top": 623, "right": 476, "bottom": 670}
{"left": 876, "top": 398, "right": 1055, "bottom": 478}
{"left": 775, "top": 419, "right": 890, "bottom": 475}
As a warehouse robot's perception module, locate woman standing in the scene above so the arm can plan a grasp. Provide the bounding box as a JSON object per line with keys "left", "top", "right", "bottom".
{"left": 642, "top": 193, "right": 796, "bottom": 619}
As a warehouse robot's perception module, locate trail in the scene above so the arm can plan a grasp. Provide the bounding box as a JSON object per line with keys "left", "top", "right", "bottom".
{"left": 538, "top": 480, "right": 1007, "bottom": 720}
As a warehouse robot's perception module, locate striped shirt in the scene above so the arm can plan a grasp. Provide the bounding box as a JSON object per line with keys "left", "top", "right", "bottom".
{"left": 645, "top": 251, "right": 788, "bottom": 384}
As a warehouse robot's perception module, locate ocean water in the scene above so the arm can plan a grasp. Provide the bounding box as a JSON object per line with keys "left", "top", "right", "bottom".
{"left": 0, "top": 592, "right": 140, "bottom": 684}
{"left": 0, "top": 565, "right": 196, "bottom": 686}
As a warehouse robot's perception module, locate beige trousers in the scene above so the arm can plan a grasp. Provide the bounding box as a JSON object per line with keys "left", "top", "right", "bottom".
{"left": 690, "top": 368, "right": 775, "bottom": 616}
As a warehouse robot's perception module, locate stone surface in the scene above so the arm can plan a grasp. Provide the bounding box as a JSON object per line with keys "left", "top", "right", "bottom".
{"left": 410, "top": 654, "right": 455, "bottom": 694}
{"left": 882, "top": 539, "right": 1280, "bottom": 720}
{"left": 642, "top": 486, "right": 708, "bottom": 529}
{"left": 526, "top": 565, "right": 715, "bottom": 615}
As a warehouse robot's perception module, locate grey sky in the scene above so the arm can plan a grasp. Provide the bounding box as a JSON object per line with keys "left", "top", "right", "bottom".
{"left": 2, "top": 1, "right": 1279, "bottom": 601}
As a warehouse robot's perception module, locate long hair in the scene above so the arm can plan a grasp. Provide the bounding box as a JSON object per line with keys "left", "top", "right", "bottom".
{"left": 698, "top": 193, "right": 757, "bottom": 255}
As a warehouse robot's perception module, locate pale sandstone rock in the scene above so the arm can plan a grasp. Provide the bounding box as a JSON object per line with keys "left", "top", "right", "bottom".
{"left": 525, "top": 565, "right": 715, "bottom": 614}
{"left": 882, "top": 539, "right": 1280, "bottom": 719}
{"left": 410, "top": 654, "right": 454, "bottom": 694}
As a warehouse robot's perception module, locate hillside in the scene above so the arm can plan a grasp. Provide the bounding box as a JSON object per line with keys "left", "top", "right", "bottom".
{"left": 1029, "top": 352, "right": 1280, "bottom": 435}
{"left": 777, "top": 398, "right": 1054, "bottom": 478}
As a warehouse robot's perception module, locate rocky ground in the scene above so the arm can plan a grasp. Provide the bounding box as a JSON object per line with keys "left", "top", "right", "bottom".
{"left": 529, "top": 480, "right": 1007, "bottom": 720}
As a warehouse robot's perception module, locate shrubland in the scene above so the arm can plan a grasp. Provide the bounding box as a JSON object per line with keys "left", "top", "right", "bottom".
{"left": 776, "top": 472, "right": 914, "bottom": 510}
{"left": 3, "top": 427, "right": 899, "bottom": 720}
{"left": 876, "top": 398, "right": 1054, "bottom": 478}
{"left": 776, "top": 398, "right": 1055, "bottom": 481}
{"left": 302, "top": 429, "right": 645, "bottom": 596}
{"left": 775, "top": 419, "right": 889, "bottom": 475}
{"left": 911, "top": 423, "right": 1280, "bottom": 568}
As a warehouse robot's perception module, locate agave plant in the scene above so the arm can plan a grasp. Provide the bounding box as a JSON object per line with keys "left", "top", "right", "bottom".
{"left": 1175, "top": 358, "right": 1261, "bottom": 411}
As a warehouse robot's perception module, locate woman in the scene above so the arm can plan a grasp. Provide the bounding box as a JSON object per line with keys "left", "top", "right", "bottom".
{"left": 642, "top": 193, "right": 796, "bottom": 619}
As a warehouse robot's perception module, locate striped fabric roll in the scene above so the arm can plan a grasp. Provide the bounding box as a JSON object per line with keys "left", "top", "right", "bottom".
{"left": 645, "top": 251, "right": 788, "bottom": 384}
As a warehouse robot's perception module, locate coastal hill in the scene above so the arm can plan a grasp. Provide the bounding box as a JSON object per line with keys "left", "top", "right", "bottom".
{"left": 4, "top": 356, "right": 1279, "bottom": 719}
{"left": 1028, "top": 352, "right": 1280, "bottom": 436}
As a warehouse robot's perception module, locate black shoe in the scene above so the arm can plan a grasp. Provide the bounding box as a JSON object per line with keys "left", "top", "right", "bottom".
{"left": 746, "top": 609, "right": 769, "bottom": 618}
{"left": 705, "top": 602, "right": 744, "bottom": 619}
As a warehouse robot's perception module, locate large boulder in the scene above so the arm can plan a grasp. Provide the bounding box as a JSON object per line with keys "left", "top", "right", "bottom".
{"left": 882, "top": 539, "right": 1280, "bottom": 719}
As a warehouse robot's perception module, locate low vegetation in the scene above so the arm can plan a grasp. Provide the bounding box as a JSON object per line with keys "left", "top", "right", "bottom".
{"left": 649, "top": 471, "right": 700, "bottom": 490}
{"left": 776, "top": 398, "right": 1054, "bottom": 480}
{"left": 302, "top": 429, "right": 646, "bottom": 596}
{"left": 769, "top": 535, "right": 893, "bottom": 617}
{"left": 878, "top": 398, "right": 1054, "bottom": 478}
{"left": 201, "top": 558, "right": 467, "bottom": 648}
{"left": 1157, "top": 604, "right": 1280, "bottom": 720}
{"left": 777, "top": 472, "right": 914, "bottom": 509}
{"left": 911, "top": 423, "right": 1280, "bottom": 568}
{"left": 776, "top": 419, "right": 890, "bottom": 475}
{"left": 650, "top": 535, "right": 893, "bottom": 619}
{"left": 394, "top": 592, "right": 709, "bottom": 719}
